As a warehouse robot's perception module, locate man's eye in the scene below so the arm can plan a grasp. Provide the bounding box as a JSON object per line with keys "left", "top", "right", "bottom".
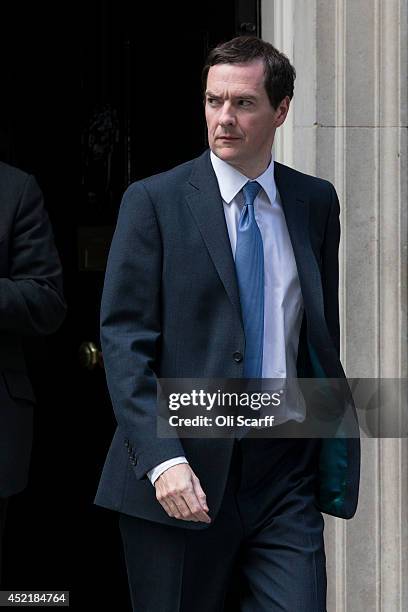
{"left": 238, "top": 99, "right": 252, "bottom": 107}
{"left": 207, "top": 98, "right": 219, "bottom": 105}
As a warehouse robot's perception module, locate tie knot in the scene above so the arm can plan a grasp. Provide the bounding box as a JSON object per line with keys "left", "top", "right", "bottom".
{"left": 242, "top": 181, "right": 261, "bottom": 206}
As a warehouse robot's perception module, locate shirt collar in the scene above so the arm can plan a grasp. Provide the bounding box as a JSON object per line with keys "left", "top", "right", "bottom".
{"left": 210, "top": 150, "right": 277, "bottom": 206}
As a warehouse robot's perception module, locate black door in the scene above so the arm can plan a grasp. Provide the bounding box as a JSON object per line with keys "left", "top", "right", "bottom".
{"left": 1, "top": 1, "right": 260, "bottom": 609}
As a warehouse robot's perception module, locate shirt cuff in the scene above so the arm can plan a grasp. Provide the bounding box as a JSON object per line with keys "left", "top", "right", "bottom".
{"left": 147, "top": 456, "right": 189, "bottom": 486}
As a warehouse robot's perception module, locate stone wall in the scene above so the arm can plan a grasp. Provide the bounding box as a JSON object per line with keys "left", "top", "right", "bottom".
{"left": 262, "top": 1, "right": 408, "bottom": 609}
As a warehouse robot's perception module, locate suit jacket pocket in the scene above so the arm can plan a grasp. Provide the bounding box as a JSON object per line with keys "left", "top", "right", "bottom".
{"left": 1, "top": 370, "right": 36, "bottom": 403}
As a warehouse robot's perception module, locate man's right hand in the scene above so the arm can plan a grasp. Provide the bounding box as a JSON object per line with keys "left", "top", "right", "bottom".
{"left": 154, "top": 464, "right": 211, "bottom": 523}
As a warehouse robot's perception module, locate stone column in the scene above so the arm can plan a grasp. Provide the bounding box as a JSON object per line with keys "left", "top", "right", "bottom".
{"left": 262, "top": 0, "right": 408, "bottom": 609}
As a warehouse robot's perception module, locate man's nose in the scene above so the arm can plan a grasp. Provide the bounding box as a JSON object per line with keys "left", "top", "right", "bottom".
{"left": 219, "top": 103, "right": 236, "bottom": 127}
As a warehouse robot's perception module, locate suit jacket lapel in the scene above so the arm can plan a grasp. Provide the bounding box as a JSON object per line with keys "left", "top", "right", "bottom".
{"left": 274, "top": 161, "right": 327, "bottom": 332}
{"left": 185, "top": 150, "right": 244, "bottom": 329}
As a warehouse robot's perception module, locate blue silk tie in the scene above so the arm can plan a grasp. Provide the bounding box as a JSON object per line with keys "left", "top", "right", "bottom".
{"left": 235, "top": 181, "right": 264, "bottom": 379}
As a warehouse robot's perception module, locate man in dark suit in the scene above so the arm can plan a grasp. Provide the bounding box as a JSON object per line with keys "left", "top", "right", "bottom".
{"left": 95, "top": 36, "right": 360, "bottom": 611}
{"left": 0, "top": 162, "right": 66, "bottom": 581}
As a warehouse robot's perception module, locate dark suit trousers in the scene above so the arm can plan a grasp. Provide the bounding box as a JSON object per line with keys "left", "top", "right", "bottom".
{"left": 119, "top": 438, "right": 326, "bottom": 612}
{"left": 0, "top": 497, "right": 8, "bottom": 585}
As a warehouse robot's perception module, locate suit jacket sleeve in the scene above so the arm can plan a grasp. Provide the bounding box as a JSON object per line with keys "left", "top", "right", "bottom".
{"left": 0, "top": 174, "right": 66, "bottom": 335}
{"left": 100, "top": 181, "right": 184, "bottom": 480}
{"left": 321, "top": 184, "right": 341, "bottom": 357}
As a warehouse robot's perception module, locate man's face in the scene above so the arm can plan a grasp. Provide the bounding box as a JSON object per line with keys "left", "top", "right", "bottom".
{"left": 205, "top": 59, "right": 289, "bottom": 177}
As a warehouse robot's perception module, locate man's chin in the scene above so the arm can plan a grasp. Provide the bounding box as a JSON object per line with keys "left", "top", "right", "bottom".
{"left": 212, "top": 145, "right": 241, "bottom": 162}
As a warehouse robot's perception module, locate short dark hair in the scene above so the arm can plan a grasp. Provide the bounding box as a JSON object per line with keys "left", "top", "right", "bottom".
{"left": 202, "top": 36, "right": 296, "bottom": 110}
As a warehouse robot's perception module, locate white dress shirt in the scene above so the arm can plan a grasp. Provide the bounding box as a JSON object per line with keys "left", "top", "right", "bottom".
{"left": 147, "top": 150, "right": 306, "bottom": 485}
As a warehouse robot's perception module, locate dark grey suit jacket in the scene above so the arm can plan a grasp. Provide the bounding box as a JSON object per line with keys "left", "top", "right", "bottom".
{"left": 0, "top": 162, "right": 66, "bottom": 497}
{"left": 95, "top": 149, "right": 360, "bottom": 527}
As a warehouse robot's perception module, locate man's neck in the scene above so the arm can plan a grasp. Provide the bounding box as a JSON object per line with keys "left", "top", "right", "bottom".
{"left": 211, "top": 153, "right": 272, "bottom": 180}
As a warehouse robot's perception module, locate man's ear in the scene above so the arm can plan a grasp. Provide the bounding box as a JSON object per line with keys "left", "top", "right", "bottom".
{"left": 274, "top": 96, "right": 291, "bottom": 127}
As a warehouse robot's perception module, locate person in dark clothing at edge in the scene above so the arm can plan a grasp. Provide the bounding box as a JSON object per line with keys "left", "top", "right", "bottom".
{"left": 0, "top": 161, "right": 66, "bottom": 582}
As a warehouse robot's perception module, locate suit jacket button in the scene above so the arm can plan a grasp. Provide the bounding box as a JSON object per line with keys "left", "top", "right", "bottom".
{"left": 233, "top": 351, "right": 243, "bottom": 363}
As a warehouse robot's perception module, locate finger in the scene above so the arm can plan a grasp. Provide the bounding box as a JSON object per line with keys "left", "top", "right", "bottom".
{"left": 159, "top": 498, "right": 175, "bottom": 518}
{"left": 156, "top": 486, "right": 177, "bottom": 518}
{"left": 182, "top": 489, "right": 211, "bottom": 523}
{"left": 192, "top": 477, "right": 209, "bottom": 512}
{"left": 171, "top": 495, "right": 199, "bottom": 521}
{"left": 166, "top": 497, "right": 183, "bottom": 519}
{"left": 161, "top": 495, "right": 198, "bottom": 522}
{"left": 156, "top": 481, "right": 187, "bottom": 519}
